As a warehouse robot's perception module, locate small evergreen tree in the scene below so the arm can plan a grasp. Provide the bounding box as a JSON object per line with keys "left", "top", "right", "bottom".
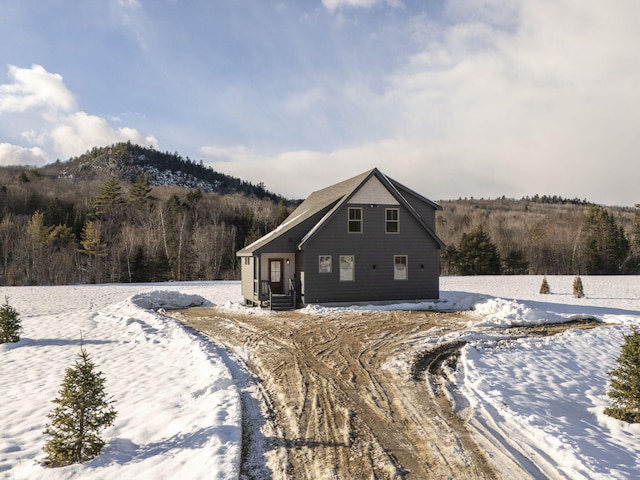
{"left": 43, "top": 347, "right": 117, "bottom": 467}
{"left": 90, "top": 177, "right": 125, "bottom": 219}
{"left": 457, "top": 226, "right": 502, "bottom": 275}
{"left": 573, "top": 275, "right": 585, "bottom": 298}
{"left": 605, "top": 327, "right": 640, "bottom": 423}
{"left": 539, "top": 276, "right": 551, "bottom": 294}
{"left": 80, "top": 221, "right": 107, "bottom": 257}
{"left": 0, "top": 296, "right": 22, "bottom": 343}
{"left": 129, "top": 174, "right": 153, "bottom": 203}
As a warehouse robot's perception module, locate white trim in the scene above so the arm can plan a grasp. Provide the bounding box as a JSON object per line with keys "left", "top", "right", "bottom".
{"left": 339, "top": 255, "right": 355, "bottom": 281}
{"left": 394, "top": 255, "right": 408, "bottom": 280}
{"left": 348, "top": 207, "right": 363, "bottom": 233}
{"left": 319, "top": 255, "right": 332, "bottom": 273}
{"left": 386, "top": 208, "right": 400, "bottom": 234}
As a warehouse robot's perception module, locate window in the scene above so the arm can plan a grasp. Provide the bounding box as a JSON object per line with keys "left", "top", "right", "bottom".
{"left": 340, "top": 255, "right": 355, "bottom": 281}
{"left": 394, "top": 255, "right": 408, "bottom": 280}
{"left": 319, "top": 255, "right": 332, "bottom": 273}
{"left": 244, "top": 257, "right": 251, "bottom": 265}
{"left": 386, "top": 208, "right": 399, "bottom": 233}
{"left": 270, "top": 260, "right": 281, "bottom": 283}
{"left": 348, "top": 208, "right": 362, "bottom": 233}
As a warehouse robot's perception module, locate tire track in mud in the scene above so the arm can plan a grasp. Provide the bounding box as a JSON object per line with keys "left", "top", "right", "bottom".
{"left": 173, "top": 308, "right": 497, "bottom": 479}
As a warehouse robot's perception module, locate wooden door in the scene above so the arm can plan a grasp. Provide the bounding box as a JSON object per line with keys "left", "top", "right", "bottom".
{"left": 269, "top": 259, "right": 284, "bottom": 294}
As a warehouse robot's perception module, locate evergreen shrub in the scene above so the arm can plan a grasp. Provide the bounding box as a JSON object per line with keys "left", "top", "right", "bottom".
{"left": 605, "top": 327, "right": 640, "bottom": 423}
{"left": 43, "top": 347, "right": 117, "bottom": 467}
{"left": 573, "top": 275, "right": 585, "bottom": 298}
{"left": 539, "top": 276, "right": 551, "bottom": 294}
{"left": 0, "top": 296, "right": 22, "bottom": 343}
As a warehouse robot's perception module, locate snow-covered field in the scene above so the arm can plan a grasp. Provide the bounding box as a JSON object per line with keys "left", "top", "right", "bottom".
{"left": 1, "top": 276, "right": 639, "bottom": 479}
{"left": 0, "top": 282, "right": 243, "bottom": 480}
{"left": 441, "top": 276, "right": 640, "bottom": 480}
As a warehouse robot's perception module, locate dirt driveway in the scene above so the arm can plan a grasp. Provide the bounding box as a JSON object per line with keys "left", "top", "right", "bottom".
{"left": 169, "top": 307, "right": 598, "bottom": 479}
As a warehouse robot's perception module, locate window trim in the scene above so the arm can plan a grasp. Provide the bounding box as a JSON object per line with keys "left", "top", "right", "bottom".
{"left": 348, "top": 207, "right": 363, "bottom": 233}
{"left": 319, "top": 255, "right": 332, "bottom": 273}
{"left": 386, "top": 208, "right": 399, "bottom": 234}
{"left": 394, "top": 255, "right": 408, "bottom": 280}
{"left": 339, "top": 255, "right": 355, "bottom": 281}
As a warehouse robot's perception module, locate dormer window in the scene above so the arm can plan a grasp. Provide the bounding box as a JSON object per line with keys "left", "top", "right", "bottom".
{"left": 386, "top": 208, "right": 399, "bottom": 233}
{"left": 348, "top": 208, "right": 362, "bottom": 233}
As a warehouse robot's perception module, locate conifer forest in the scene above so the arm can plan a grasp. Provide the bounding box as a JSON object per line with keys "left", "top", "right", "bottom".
{"left": 0, "top": 142, "right": 638, "bottom": 286}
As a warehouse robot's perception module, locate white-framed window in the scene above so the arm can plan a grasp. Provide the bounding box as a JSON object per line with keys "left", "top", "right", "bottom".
{"left": 244, "top": 257, "right": 251, "bottom": 265}
{"left": 394, "top": 255, "right": 408, "bottom": 280}
{"left": 386, "top": 208, "right": 399, "bottom": 233}
{"left": 339, "top": 255, "right": 355, "bottom": 281}
{"left": 319, "top": 255, "right": 332, "bottom": 273}
{"left": 348, "top": 207, "right": 362, "bottom": 233}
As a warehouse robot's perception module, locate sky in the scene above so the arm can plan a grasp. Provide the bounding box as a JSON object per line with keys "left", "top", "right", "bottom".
{"left": 1, "top": 0, "right": 639, "bottom": 206}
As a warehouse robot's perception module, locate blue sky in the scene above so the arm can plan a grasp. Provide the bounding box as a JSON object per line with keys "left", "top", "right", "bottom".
{"left": 1, "top": 0, "right": 639, "bottom": 206}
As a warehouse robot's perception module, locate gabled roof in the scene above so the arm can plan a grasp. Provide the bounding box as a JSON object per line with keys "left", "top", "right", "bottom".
{"left": 237, "top": 168, "right": 444, "bottom": 256}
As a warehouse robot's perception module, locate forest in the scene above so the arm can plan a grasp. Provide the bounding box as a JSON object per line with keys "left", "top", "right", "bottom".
{"left": 437, "top": 197, "right": 640, "bottom": 276}
{"left": 0, "top": 142, "right": 638, "bottom": 286}
{"left": 0, "top": 143, "right": 291, "bottom": 285}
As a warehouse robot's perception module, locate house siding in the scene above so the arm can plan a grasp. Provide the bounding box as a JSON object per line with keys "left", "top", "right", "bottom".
{"left": 237, "top": 168, "right": 443, "bottom": 307}
{"left": 397, "top": 188, "right": 437, "bottom": 225}
{"left": 241, "top": 256, "right": 255, "bottom": 304}
{"left": 300, "top": 202, "right": 440, "bottom": 304}
{"left": 255, "top": 211, "right": 329, "bottom": 254}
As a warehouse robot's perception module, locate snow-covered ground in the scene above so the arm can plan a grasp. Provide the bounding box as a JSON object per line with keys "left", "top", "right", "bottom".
{"left": 2, "top": 276, "right": 640, "bottom": 479}
{"left": 0, "top": 282, "right": 243, "bottom": 480}
{"left": 440, "top": 276, "right": 640, "bottom": 480}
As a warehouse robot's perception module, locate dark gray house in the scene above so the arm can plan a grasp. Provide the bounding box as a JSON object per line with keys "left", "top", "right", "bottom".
{"left": 237, "top": 168, "right": 444, "bottom": 308}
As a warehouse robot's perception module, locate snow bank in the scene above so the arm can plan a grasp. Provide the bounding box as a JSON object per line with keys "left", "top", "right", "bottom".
{"left": 471, "top": 297, "right": 566, "bottom": 326}
{"left": 130, "top": 290, "right": 211, "bottom": 311}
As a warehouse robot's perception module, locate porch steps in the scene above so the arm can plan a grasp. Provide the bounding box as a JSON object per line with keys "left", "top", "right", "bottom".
{"left": 270, "top": 294, "right": 295, "bottom": 311}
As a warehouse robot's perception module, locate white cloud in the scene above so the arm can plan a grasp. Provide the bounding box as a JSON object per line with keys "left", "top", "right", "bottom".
{"left": 0, "top": 64, "right": 75, "bottom": 113}
{"left": 0, "top": 143, "right": 48, "bottom": 167}
{"left": 110, "top": 0, "right": 147, "bottom": 50}
{"left": 201, "top": 139, "right": 444, "bottom": 199}
{"left": 0, "top": 65, "right": 157, "bottom": 165}
{"left": 321, "top": 0, "right": 402, "bottom": 14}
{"left": 49, "top": 112, "right": 158, "bottom": 159}
{"left": 206, "top": 0, "right": 640, "bottom": 206}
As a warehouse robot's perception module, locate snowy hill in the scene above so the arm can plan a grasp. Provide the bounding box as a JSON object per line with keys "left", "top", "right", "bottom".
{"left": 39, "top": 142, "right": 284, "bottom": 200}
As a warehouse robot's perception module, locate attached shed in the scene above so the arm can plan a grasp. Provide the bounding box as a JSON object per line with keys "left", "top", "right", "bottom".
{"left": 237, "top": 168, "right": 444, "bottom": 308}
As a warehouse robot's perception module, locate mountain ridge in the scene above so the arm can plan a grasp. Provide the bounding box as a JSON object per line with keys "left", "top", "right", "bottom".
{"left": 37, "top": 142, "right": 288, "bottom": 202}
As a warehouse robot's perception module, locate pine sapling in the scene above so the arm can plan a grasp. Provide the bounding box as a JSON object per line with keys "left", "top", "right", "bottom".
{"left": 604, "top": 327, "right": 640, "bottom": 423}
{"left": 539, "top": 276, "right": 551, "bottom": 294}
{"left": 0, "top": 296, "right": 22, "bottom": 343}
{"left": 573, "top": 275, "right": 585, "bottom": 298}
{"left": 43, "top": 347, "right": 117, "bottom": 467}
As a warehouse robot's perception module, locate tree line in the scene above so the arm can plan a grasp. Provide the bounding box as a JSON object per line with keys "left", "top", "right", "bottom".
{"left": 1, "top": 142, "right": 639, "bottom": 285}
{"left": 437, "top": 198, "right": 640, "bottom": 275}
{"left": 0, "top": 164, "right": 290, "bottom": 286}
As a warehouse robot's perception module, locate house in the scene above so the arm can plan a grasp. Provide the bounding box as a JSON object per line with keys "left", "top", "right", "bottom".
{"left": 236, "top": 168, "right": 444, "bottom": 308}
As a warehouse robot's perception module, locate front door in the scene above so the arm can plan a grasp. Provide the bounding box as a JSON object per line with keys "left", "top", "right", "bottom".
{"left": 269, "top": 259, "right": 284, "bottom": 294}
